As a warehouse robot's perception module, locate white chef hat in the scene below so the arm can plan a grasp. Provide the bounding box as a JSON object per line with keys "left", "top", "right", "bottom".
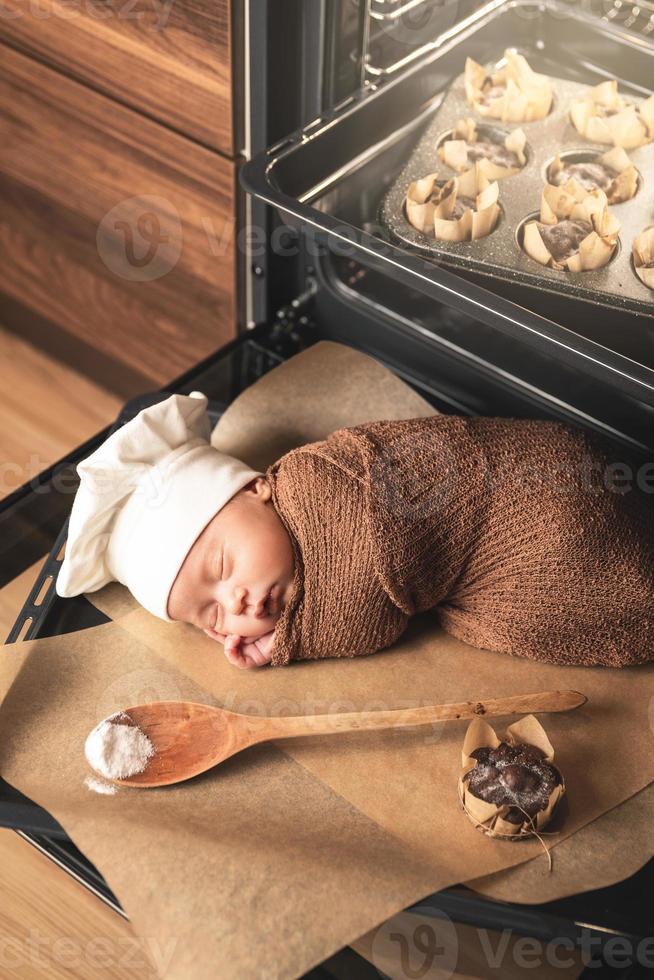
{"left": 56, "top": 391, "right": 261, "bottom": 620}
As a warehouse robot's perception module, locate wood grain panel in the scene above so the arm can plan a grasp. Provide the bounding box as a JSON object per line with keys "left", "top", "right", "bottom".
{"left": 0, "top": 44, "right": 237, "bottom": 387}
{"left": 0, "top": 0, "right": 234, "bottom": 153}
{"left": 0, "top": 830, "right": 158, "bottom": 979}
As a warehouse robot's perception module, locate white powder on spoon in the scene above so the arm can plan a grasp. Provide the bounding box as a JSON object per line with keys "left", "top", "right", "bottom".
{"left": 85, "top": 711, "right": 155, "bottom": 780}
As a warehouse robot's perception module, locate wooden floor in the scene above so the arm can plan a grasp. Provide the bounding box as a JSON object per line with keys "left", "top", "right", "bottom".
{"left": 0, "top": 831, "right": 158, "bottom": 979}
{"left": 0, "top": 325, "right": 121, "bottom": 502}
{"left": 0, "top": 327, "right": 156, "bottom": 978}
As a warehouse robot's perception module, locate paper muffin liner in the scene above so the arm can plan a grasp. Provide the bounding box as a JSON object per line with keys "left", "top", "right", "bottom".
{"left": 458, "top": 714, "right": 565, "bottom": 842}
{"left": 405, "top": 164, "right": 500, "bottom": 242}
{"left": 632, "top": 226, "right": 654, "bottom": 290}
{"left": 570, "top": 79, "right": 654, "bottom": 150}
{"left": 438, "top": 117, "right": 527, "bottom": 180}
{"left": 522, "top": 185, "right": 620, "bottom": 272}
{"left": 465, "top": 50, "right": 553, "bottom": 124}
{"left": 548, "top": 147, "right": 638, "bottom": 205}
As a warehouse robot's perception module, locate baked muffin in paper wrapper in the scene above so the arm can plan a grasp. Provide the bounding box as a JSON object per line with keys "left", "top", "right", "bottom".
{"left": 570, "top": 80, "right": 654, "bottom": 150}
{"left": 522, "top": 185, "right": 620, "bottom": 272}
{"left": 405, "top": 164, "right": 500, "bottom": 243}
{"left": 465, "top": 50, "right": 553, "bottom": 123}
{"left": 632, "top": 227, "right": 654, "bottom": 290}
{"left": 548, "top": 147, "right": 638, "bottom": 205}
{"left": 458, "top": 714, "right": 565, "bottom": 841}
{"left": 438, "top": 117, "right": 527, "bottom": 180}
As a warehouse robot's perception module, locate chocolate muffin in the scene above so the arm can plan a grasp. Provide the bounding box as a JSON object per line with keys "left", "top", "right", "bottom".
{"left": 549, "top": 161, "right": 614, "bottom": 193}
{"left": 465, "top": 51, "right": 553, "bottom": 123}
{"left": 536, "top": 219, "right": 593, "bottom": 264}
{"left": 466, "top": 139, "right": 522, "bottom": 170}
{"left": 479, "top": 82, "right": 507, "bottom": 106}
{"left": 596, "top": 102, "right": 623, "bottom": 118}
{"left": 450, "top": 195, "right": 476, "bottom": 220}
{"left": 632, "top": 226, "right": 654, "bottom": 288}
{"left": 465, "top": 740, "right": 561, "bottom": 824}
{"left": 569, "top": 79, "right": 654, "bottom": 149}
{"left": 405, "top": 169, "right": 500, "bottom": 242}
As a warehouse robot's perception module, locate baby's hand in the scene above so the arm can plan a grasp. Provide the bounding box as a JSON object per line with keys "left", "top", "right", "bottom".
{"left": 204, "top": 628, "right": 275, "bottom": 669}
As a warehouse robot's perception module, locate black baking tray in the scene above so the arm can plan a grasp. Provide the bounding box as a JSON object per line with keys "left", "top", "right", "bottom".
{"left": 2, "top": 324, "right": 654, "bottom": 967}
{"left": 380, "top": 69, "right": 654, "bottom": 317}
{"left": 241, "top": 0, "right": 654, "bottom": 405}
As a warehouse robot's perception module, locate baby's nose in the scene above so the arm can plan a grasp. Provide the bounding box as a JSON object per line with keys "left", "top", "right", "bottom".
{"left": 227, "top": 586, "right": 247, "bottom": 615}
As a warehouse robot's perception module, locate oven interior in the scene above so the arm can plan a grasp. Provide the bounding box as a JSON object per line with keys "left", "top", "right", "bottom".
{"left": 246, "top": 0, "right": 654, "bottom": 457}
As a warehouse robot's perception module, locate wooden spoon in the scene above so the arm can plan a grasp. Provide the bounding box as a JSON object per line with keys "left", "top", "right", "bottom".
{"left": 95, "top": 689, "right": 587, "bottom": 788}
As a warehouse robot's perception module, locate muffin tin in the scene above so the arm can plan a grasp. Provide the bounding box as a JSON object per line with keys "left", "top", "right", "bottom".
{"left": 380, "top": 70, "right": 654, "bottom": 316}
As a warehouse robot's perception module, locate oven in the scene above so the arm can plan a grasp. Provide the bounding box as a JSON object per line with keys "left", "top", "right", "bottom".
{"left": 2, "top": 0, "right": 654, "bottom": 974}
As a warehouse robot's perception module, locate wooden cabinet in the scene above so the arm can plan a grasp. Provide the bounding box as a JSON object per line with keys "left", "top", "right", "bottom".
{"left": 0, "top": 2, "right": 240, "bottom": 395}
{"left": 0, "top": 0, "right": 235, "bottom": 153}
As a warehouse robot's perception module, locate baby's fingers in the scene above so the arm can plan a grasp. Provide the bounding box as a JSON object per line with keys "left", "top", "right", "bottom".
{"left": 203, "top": 628, "right": 227, "bottom": 644}
{"left": 240, "top": 638, "right": 273, "bottom": 667}
{"left": 223, "top": 634, "right": 258, "bottom": 670}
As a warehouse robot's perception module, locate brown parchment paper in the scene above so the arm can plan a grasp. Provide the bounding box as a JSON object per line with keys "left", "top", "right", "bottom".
{"left": 210, "top": 340, "right": 436, "bottom": 470}
{"left": 2, "top": 340, "right": 654, "bottom": 979}
{"left": 0, "top": 623, "right": 438, "bottom": 980}
{"left": 467, "top": 782, "right": 654, "bottom": 903}
{"left": 115, "top": 609, "right": 654, "bottom": 874}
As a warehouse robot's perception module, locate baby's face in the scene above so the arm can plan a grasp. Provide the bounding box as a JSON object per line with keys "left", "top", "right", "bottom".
{"left": 167, "top": 477, "right": 295, "bottom": 639}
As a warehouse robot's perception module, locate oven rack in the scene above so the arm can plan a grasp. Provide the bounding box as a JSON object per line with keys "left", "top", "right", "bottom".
{"left": 604, "top": 0, "right": 654, "bottom": 33}
{"left": 365, "top": 0, "right": 487, "bottom": 78}
{"left": 370, "top": 0, "right": 449, "bottom": 19}
{"left": 363, "top": 0, "right": 654, "bottom": 78}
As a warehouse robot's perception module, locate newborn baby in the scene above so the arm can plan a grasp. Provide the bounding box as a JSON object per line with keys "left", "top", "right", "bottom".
{"left": 56, "top": 392, "right": 653, "bottom": 671}
{"left": 167, "top": 414, "right": 654, "bottom": 671}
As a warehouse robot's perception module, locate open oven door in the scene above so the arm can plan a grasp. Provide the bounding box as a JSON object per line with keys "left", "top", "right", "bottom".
{"left": 2, "top": 310, "right": 654, "bottom": 956}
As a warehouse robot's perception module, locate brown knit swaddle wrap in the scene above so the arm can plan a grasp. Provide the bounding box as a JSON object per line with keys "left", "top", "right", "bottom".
{"left": 266, "top": 416, "right": 654, "bottom": 668}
